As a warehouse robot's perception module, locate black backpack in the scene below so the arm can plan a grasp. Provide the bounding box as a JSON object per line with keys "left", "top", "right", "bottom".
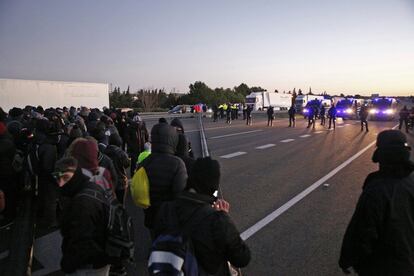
{"left": 76, "top": 187, "right": 135, "bottom": 265}
{"left": 148, "top": 202, "right": 214, "bottom": 276}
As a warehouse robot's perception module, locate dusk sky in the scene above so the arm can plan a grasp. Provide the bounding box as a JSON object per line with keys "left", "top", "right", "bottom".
{"left": 1, "top": 0, "right": 413, "bottom": 95}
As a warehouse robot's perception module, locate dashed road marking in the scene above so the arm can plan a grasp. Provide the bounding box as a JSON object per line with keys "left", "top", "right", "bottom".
{"left": 256, "top": 144, "right": 276, "bottom": 149}
{"left": 299, "top": 134, "right": 311, "bottom": 138}
{"left": 210, "top": 130, "right": 263, "bottom": 139}
{"left": 314, "top": 131, "right": 324, "bottom": 134}
{"left": 220, "top": 152, "right": 247, "bottom": 159}
{"left": 280, "top": 139, "right": 295, "bottom": 143}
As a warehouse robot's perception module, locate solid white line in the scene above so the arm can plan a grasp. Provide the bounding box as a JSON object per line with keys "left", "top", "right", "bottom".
{"left": 220, "top": 152, "right": 247, "bottom": 159}
{"left": 256, "top": 144, "right": 275, "bottom": 150}
{"left": 240, "top": 123, "right": 399, "bottom": 241}
{"left": 280, "top": 139, "right": 295, "bottom": 143}
{"left": 210, "top": 130, "right": 263, "bottom": 139}
{"left": 299, "top": 134, "right": 311, "bottom": 138}
{"left": 187, "top": 125, "right": 232, "bottom": 133}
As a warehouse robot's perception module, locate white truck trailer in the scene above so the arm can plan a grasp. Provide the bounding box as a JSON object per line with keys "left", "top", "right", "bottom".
{"left": 0, "top": 78, "right": 110, "bottom": 111}
{"left": 246, "top": 92, "right": 292, "bottom": 111}
{"left": 294, "top": 94, "right": 325, "bottom": 113}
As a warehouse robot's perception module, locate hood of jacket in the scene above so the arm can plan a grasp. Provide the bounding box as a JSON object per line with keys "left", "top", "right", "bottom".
{"left": 170, "top": 118, "right": 185, "bottom": 133}
{"left": 60, "top": 167, "right": 91, "bottom": 197}
{"left": 151, "top": 123, "right": 178, "bottom": 155}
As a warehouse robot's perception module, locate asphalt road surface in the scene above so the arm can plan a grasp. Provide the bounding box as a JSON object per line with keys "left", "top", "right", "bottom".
{"left": 200, "top": 115, "right": 409, "bottom": 276}
{"left": 24, "top": 112, "right": 414, "bottom": 276}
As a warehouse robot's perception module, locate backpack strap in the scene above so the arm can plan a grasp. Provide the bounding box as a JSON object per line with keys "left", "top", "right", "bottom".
{"left": 81, "top": 168, "right": 94, "bottom": 178}
{"left": 75, "top": 188, "right": 108, "bottom": 206}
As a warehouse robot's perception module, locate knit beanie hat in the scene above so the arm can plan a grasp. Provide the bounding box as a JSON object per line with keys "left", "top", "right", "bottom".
{"left": 70, "top": 139, "right": 99, "bottom": 171}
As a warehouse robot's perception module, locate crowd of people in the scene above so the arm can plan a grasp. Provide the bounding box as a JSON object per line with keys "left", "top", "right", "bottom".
{"left": 0, "top": 105, "right": 250, "bottom": 275}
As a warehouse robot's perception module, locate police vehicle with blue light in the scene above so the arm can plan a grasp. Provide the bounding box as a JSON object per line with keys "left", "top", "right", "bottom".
{"left": 336, "top": 98, "right": 364, "bottom": 120}
{"left": 369, "top": 97, "right": 398, "bottom": 120}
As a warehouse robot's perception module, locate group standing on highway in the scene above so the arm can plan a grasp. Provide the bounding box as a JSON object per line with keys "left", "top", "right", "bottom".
{"left": 0, "top": 105, "right": 251, "bottom": 275}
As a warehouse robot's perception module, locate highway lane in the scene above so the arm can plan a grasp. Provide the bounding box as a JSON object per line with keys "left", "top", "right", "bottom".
{"left": 200, "top": 116, "right": 406, "bottom": 275}
{"left": 27, "top": 113, "right": 411, "bottom": 275}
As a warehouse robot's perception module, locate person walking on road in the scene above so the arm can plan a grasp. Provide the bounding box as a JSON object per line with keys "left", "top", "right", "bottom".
{"left": 55, "top": 157, "right": 110, "bottom": 275}
{"left": 320, "top": 105, "right": 326, "bottom": 126}
{"left": 288, "top": 105, "right": 296, "bottom": 127}
{"left": 154, "top": 157, "right": 251, "bottom": 275}
{"left": 328, "top": 104, "right": 337, "bottom": 130}
{"left": 267, "top": 106, "right": 274, "bottom": 127}
{"left": 399, "top": 105, "right": 410, "bottom": 133}
{"left": 339, "top": 130, "right": 414, "bottom": 276}
{"left": 242, "top": 104, "right": 247, "bottom": 120}
{"left": 226, "top": 103, "right": 232, "bottom": 124}
{"left": 307, "top": 106, "right": 316, "bottom": 129}
{"left": 246, "top": 105, "right": 253, "bottom": 126}
{"left": 142, "top": 123, "right": 187, "bottom": 238}
{"left": 359, "top": 104, "right": 369, "bottom": 132}
{"left": 212, "top": 104, "right": 218, "bottom": 122}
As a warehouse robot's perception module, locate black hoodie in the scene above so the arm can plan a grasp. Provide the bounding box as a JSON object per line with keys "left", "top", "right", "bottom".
{"left": 143, "top": 123, "right": 187, "bottom": 229}
{"left": 59, "top": 168, "right": 108, "bottom": 273}
{"left": 155, "top": 191, "right": 251, "bottom": 275}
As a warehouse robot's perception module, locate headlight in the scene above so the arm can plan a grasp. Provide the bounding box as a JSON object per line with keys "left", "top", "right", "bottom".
{"left": 345, "top": 108, "right": 353, "bottom": 114}
{"left": 303, "top": 108, "right": 309, "bottom": 113}
{"left": 384, "top": 109, "right": 394, "bottom": 115}
{"left": 369, "top": 109, "right": 378, "bottom": 114}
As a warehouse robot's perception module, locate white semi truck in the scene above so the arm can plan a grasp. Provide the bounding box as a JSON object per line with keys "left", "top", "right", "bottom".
{"left": 294, "top": 94, "right": 325, "bottom": 113}
{"left": 246, "top": 91, "right": 292, "bottom": 111}
{"left": 0, "top": 78, "right": 110, "bottom": 111}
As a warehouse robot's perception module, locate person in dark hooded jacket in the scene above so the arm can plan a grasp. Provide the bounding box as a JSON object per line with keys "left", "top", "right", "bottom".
{"left": 54, "top": 157, "right": 110, "bottom": 274}
{"left": 104, "top": 134, "right": 130, "bottom": 203}
{"left": 34, "top": 118, "right": 58, "bottom": 229}
{"left": 0, "top": 121, "right": 18, "bottom": 222}
{"left": 175, "top": 134, "right": 195, "bottom": 174}
{"left": 339, "top": 130, "right": 414, "bottom": 276}
{"left": 154, "top": 157, "right": 250, "bottom": 275}
{"left": 142, "top": 123, "right": 187, "bottom": 232}
{"left": 126, "top": 115, "right": 149, "bottom": 175}
{"left": 171, "top": 117, "right": 193, "bottom": 158}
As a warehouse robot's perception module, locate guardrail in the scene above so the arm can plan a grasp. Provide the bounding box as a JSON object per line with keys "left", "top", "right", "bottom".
{"left": 198, "top": 114, "right": 209, "bottom": 158}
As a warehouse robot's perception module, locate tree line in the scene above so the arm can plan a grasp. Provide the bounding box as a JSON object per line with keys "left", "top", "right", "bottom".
{"left": 109, "top": 82, "right": 267, "bottom": 111}
{"left": 109, "top": 82, "right": 363, "bottom": 111}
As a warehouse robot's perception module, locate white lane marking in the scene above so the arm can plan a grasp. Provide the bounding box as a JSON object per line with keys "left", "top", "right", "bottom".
{"left": 299, "top": 134, "right": 311, "bottom": 138}
{"left": 345, "top": 124, "right": 351, "bottom": 126}
{"left": 210, "top": 130, "right": 263, "bottom": 139}
{"left": 314, "top": 131, "right": 324, "bottom": 134}
{"left": 337, "top": 125, "right": 344, "bottom": 128}
{"left": 220, "top": 152, "right": 247, "bottom": 159}
{"left": 186, "top": 125, "right": 232, "bottom": 133}
{"left": 256, "top": 144, "right": 275, "bottom": 150}
{"left": 240, "top": 124, "right": 399, "bottom": 241}
{"left": 280, "top": 139, "right": 295, "bottom": 143}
